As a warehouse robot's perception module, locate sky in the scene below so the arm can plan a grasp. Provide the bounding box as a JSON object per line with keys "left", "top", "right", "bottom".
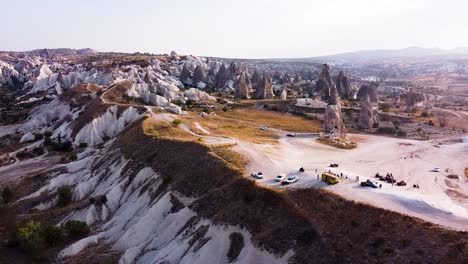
{"left": 1, "top": 0, "right": 468, "bottom": 58}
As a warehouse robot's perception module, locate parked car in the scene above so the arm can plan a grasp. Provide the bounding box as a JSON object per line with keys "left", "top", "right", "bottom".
{"left": 286, "top": 133, "right": 296, "bottom": 137}
{"left": 252, "top": 172, "right": 264, "bottom": 179}
{"left": 275, "top": 174, "right": 286, "bottom": 182}
{"left": 330, "top": 163, "right": 339, "bottom": 168}
{"left": 397, "top": 180, "right": 407, "bottom": 186}
{"left": 432, "top": 167, "right": 441, "bottom": 172}
{"left": 282, "top": 176, "right": 299, "bottom": 185}
{"left": 360, "top": 179, "right": 379, "bottom": 188}
{"left": 260, "top": 126, "right": 269, "bottom": 131}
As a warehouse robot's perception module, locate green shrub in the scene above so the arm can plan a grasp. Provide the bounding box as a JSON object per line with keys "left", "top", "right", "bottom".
{"left": 17, "top": 221, "right": 46, "bottom": 257}
{"left": 68, "top": 153, "right": 77, "bottom": 161}
{"left": 40, "top": 225, "right": 64, "bottom": 246}
{"left": 377, "top": 127, "right": 397, "bottom": 134}
{"left": 397, "top": 130, "right": 407, "bottom": 137}
{"left": 379, "top": 103, "right": 391, "bottom": 112}
{"left": 172, "top": 119, "right": 182, "bottom": 127}
{"left": 57, "top": 186, "right": 73, "bottom": 207}
{"left": 63, "top": 220, "right": 90, "bottom": 238}
{"left": 33, "top": 133, "right": 43, "bottom": 141}
{"left": 1, "top": 187, "right": 14, "bottom": 203}
{"left": 43, "top": 130, "right": 52, "bottom": 138}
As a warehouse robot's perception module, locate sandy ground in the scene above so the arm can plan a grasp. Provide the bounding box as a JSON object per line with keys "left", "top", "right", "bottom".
{"left": 232, "top": 132, "right": 468, "bottom": 231}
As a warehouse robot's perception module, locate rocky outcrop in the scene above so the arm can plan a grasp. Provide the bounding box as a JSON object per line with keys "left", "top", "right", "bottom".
{"left": 192, "top": 65, "right": 206, "bottom": 86}
{"left": 359, "top": 94, "right": 379, "bottom": 129}
{"left": 335, "top": 71, "right": 353, "bottom": 99}
{"left": 406, "top": 88, "right": 418, "bottom": 112}
{"left": 357, "top": 83, "right": 378, "bottom": 103}
{"left": 280, "top": 89, "right": 287, "bottom": 100}
{"left": 255, "top": 74, "right": 274, "bottom": 99}
{"left": 323, "top": 83, "right": 346, "bottom": 138}
{"left": 214, "top": 63, "right": 230, "bottom": 88}
{"left": 179, "top": 63, "right": 192, "bottom": 84}
{"left": 234, "top": 72, "right": 251, "bottom": 99}
{"left": 314, "top": 64, "right": 334, "bottom": 101}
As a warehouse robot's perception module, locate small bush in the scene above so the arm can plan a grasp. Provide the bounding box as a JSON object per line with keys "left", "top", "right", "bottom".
{"left": 68, "top": 153, "right": 77, "bottom": 161}
{"left": 79, "top": 142, "right": 88, "bottom": 148}
{"left": 57, "top": 186, "right": 73, "bottom": 207}
{"left": 40, "top": 225, "right": 64, "bottom": 246}
{"left": 372, "top": 122, "right": 379, "bottom": 129}
{"left": 63, "top": 220, "right": 90, "bottom": 238}
{"left": 427, "top": 120, "right": 435, "bottom": 126}
{"left": 17, "top": 221, "right": 46, "bottom": 257}
{"left": 1, "top": 187, "right": 14, "bottom": 203}
{"left": 33, "top": 133, "right": 44, "bottom": 141}
{"left": 297, "top": 229, "right": 319, "bottom": 245}
{"left": 379, "top": 103, "right": 391, "bottom": 112}
{"left": 397, "top": 130, "right": 407, "bottom": 137}
{"left": 421, "top": 111, "right": 430, "bottom": 118}
{"left": 172, "top": 119, "right": 182, "bottom": 127}
{"left": 43, "top": 130, "right": 52, "bottom": 138}
{"left": 377, "top": 127, "right": 397, "bottom": 134}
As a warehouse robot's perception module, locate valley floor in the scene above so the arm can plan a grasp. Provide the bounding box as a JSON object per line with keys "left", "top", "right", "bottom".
{"left": 233, "top": 132, "right": 468, "bottom": 231}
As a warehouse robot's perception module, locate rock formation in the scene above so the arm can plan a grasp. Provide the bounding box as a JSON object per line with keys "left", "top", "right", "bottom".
{"left": 255, "top": 73, "right": 274, "bottom": 99}
{"left": 179, "top": 63, "right": 192, "bottom": 84}
{"left": 406, "top": 88, "right": 418, "bottom": 112}
{"left": 323, "top": 84, "right": 346, "bottom": 138}
{"left": 280, "top": 89, "right": 287, "bottom": 100}
{"left": 357, "top": 83, "right": 378, "bottom": 103}
{"left": 335, "top": 71, "right": 353, "bottom": 99}
{"left": 234, "top": 72, "right": 251, "bottom": 99}
{"left": 359, "top": 94, "right": 379, "bottom": 129}
{"left": 214, "top": 63, "right": 229, "bottom": 88}
{"left": 314, "top": 64, "right": 334, "bottom": 101}
{"left": 192, "top": 65, "right": 206, "bottom": 86}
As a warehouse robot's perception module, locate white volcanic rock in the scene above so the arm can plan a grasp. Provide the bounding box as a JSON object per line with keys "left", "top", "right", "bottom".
{"left": 234, "top": 72, "right": 251, "bottom": 99}
{"left": 255, "top": 73, "right": 274, "bottom": 99}
{"left": 20, "top": 99, "right": 71, "bottom": 132}
{"left": 0, "top": 61, "right": 20, "bottom": 86}
{"left": 359, "top": 94, "right": 379, "bottom": 129}
{"left": 74, "top": 106, "right": 143, "bottom": 146}
{"left": 20, "top": 132, "right": 35, "bottom": 143}
{"left": 280, "top": 89, "right": 287, "bottom": 100}
{"left": 184, "top": 88, "right": 216, "bottom": 103}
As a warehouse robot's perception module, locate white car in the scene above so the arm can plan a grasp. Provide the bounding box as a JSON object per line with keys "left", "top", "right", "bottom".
{"left": 275, "top": 174, "right": 286, "bottom": 182}
{"left": 260, "top": 126, "right": 269, "bottom": 131}
{"left": 432, "top": 167, "right": 441, "bottom": 172}
{"left": 282, "top": 175, "right": 299, "bottom": 185}
{"left": 253, "top": 172, "right": 264, "bottom": 179}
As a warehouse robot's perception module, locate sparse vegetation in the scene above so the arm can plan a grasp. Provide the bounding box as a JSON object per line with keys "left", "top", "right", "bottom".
{"left": 57, "top": 186, "right": 73, "bottom": 207}
{"left": 172, "top": 119, "right": 182, "bottom": 127}
{"left": 1, "top": 187, "right": 14, "bottom": 203}
{"left": 63, "top": 220, "right": 90, "bottom": 238}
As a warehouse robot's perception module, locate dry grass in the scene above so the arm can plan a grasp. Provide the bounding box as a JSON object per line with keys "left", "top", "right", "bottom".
{"left": 142, "top": 118, "right": 198, "bottom": 142}
{"left": 210, "top": 144, "right": 248, "bottom": 171}
{"left": 217, "top": 109, "right": 321, "bottom": 133}
{"left": 177, "top": 108, "right": 321, "bottom": 144}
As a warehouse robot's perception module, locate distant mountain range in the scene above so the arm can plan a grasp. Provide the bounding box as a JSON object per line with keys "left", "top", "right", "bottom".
{"left": 277, "top": 47, "right": 468, "bottom": 63}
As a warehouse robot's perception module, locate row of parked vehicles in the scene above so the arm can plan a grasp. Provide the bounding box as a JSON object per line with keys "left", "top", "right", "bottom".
{"left": 251, "top": 172, "right": 299, "bottom": 185}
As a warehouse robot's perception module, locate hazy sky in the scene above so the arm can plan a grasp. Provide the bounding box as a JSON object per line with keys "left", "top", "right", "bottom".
{"left": 1, "top": 0, "right": 467, "bottom": 58}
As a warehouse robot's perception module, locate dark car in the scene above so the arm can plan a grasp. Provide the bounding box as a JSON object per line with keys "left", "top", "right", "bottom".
{"left": 361, "top": 179, "right": 379, "bottom": 188}
{"left": 286, "top": 133, "right": 296, "bottom": 137}
{"left": 330, "top": 163, "right": 339, "bottom": 168}
{"left": 397, "top": 181, "right": 407, "bottom": 186}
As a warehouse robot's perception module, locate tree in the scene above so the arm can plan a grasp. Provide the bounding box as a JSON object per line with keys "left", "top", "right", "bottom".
{"left": 57, "top": 186, "right": 73, "bottom": 207}
{"left": 1, "top": 187, "right": 14, "bottom": 203}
